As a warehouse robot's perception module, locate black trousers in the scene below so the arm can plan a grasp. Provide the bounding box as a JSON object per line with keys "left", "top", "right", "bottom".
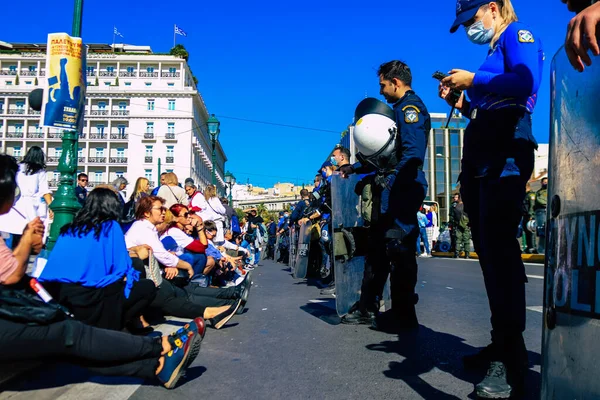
{"left": 123, "top": 279, "right": 157, "bottom": 324}
{"left": 0, "top": 318, "right": 162, "bottom": 379}
{"left": 183, "top": 283, "right": 238, "bottom": 307}
{"left": 359, "top": 181, "right": 425, "bottom": 313}
{"left": 460, "top": 111, "right": 534, "bottom": 360}
{"left": 152, "top": 280, "right": 206, "bottom": 319}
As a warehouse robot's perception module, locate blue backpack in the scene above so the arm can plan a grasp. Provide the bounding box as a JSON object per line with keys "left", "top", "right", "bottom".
{"left": 231, "top": 215, "right": 241, "bottom": 234}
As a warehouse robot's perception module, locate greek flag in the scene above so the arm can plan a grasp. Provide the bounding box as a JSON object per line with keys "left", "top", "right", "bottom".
{"left": 174, "top": 25, "right": 187, "bottom": 37}
{"left": 114, "top": 27, "right": 123, "bottom": 38}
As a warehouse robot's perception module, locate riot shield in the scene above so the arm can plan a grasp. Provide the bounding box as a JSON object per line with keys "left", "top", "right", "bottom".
{"left": 330, "top": 173, "right": 369, "bottom": 317}
{"left": 293, "top": 221, "right": 312, "bottom": 279}
{"left": 541, "top": 48, "right": 600, "bottom": 398}
{"left": 288, "top": 226, "right": 297, "bottom": 273}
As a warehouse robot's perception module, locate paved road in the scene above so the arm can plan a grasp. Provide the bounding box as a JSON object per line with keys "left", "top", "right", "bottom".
{"left": 0, "top": 257, "right": 545, "bottom": 400}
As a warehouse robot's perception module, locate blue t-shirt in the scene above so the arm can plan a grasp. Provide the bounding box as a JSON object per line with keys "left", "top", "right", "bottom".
{"left": 468, "top": 22, "right": 544, "bottom": 114}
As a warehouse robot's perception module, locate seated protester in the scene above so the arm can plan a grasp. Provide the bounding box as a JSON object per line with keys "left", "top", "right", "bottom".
{"left": 0, "top": 155, "right": 203, "bottom": 389}
{"left": 161, "top": 204, "right": 208, "bottom": 280}
{"left": 38, "top": 188, "right": 156, "bottom": 333}
{"left": 125, "top": 196, "right": 241, "bottom": 329}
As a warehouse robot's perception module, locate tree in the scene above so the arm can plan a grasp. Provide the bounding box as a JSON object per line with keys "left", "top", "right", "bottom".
{"left": 169, "top": 44, "right": 189, "bottom": 61}
{"left": 114, "top": 76, "right": 119, "bottom": 86}
{"left": 14, "top": 74, "right": 19, "bottom": 85}
{"left": 34, "top": 77, "right": 38, "bottom": 86}
{"left": 94, "top": 76, "right": 99, "bottom": 86}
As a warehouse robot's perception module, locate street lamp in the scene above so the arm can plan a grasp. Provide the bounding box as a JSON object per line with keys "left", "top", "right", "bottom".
{"left": 207, "top": 114, "right": 220, "bottom": 186}
{"left": 224, "top": 170, "right": 236, "bottom": 203}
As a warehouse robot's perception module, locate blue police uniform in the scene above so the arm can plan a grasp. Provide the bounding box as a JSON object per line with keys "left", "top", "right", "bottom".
{"left": 351, "top": 90, "right": 430, "bottom": 329}
{"left": 459, "top": 21, "right": 543, "bottom": 374}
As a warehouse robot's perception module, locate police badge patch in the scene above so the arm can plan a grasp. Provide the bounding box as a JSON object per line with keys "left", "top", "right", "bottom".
{"left": 404, "top": 108, "right": 419, "bottom": 124}
{"left": 518, "top": 30, "right": 534, "bottom": 43}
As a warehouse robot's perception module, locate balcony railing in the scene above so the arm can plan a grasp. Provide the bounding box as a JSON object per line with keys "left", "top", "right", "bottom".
{"left": 139, "top": 71, "right": 158, "bottom": 78}
{"left": 48, "top": 132, "right": 62, "bottom": 139}
{"left": 8, "top": 109, "right": 25, "bottom": 115}
{"left": 26, "top": 132, "right": 44, "bottom": 139}
{"left": 111, "top": 110, "right": 130, "bottom": 116}
{"left": 144, "top": 156, "right": 153, "bottom": 163}
{"left": 40, "top": 71, "right": 45, "bottom": 76}
{"left": 47, "top": 156, "right": 60, "bottom": 163}
{"left": 148, "top": 181, "right": 155, "bottom": 187}
{"left": 6, "top": 132, "right": 24, "bottom": 138}
{"left": 78, "top": 157, "right": 85, "bottom": 163}
{"left": 110, "top": 157, "right": 128, "bottom": 164}
{"left": 0, "top": 70, "right": 17, "bottom": 76}
{"left": 48, "top": 179, "right": 59, "bottom": 187}
{"left": 165, "top": 156, "right": 174, "bottom": 163}
{"left": 86, "top": 71, "right": 96, "bottom": 77}
{"left": 86, "top": 181, "right": 104, "bottom": 188}
{"left": 165, "top": 133, "right": 176, "bottom": 139}
{"left": 30, "top": 110, "right": 41, "bottom": 115}
{"left": 20, "top": 71, "right": 37, "bottom": 76}
{"left": 89, "top": 133, "right": 106, "bottom": 140}
{"left": 110, "top": 133, "right": 129, "bottom": 140}
{"left": 119, "top": 72, "right": 136, "bottom": 77}
{"left": 144, "top": 133, "right": 154, "bottom": 139}
{"left": 99, "top": 71, "right": 116, "bottom": 77}
{"left": 78, "top": 133, "right": 86, "bottom": 139}
{"left": 161, "top": 72, "right": 180, "bottom": 78}
{"left": 88, "top": 157, "right": 107, "bottom": 163}
{"left": 90, "top": 110, "right": 109, "bottom": 116}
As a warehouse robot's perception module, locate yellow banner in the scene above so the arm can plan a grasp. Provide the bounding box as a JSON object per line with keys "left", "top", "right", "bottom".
{"left": 41, "top": 33, "right": 86, "bottom": 131}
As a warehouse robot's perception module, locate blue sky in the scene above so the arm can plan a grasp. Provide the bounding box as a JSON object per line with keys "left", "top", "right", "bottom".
{"left": 3, "top": 0, "right": 575, "bottom": 187}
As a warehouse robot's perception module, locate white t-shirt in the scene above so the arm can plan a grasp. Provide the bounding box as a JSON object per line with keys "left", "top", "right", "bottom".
{"left": 161, "top": 227, "right": 193, "bottom": 256}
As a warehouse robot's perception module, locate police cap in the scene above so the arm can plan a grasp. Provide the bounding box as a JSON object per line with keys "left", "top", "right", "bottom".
{"left": 450, "top": 0, "right": 490, "bottom": 33}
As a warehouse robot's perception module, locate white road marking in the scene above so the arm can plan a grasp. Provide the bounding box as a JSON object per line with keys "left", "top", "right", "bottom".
{"left": 527, "top": 275, "right": 544, "bottom": 280}
{"left": 527, "top": 306, "right": 543, "bottom": 313}
{"left": 446, "top": 287, "right": 454, "bottom": 290}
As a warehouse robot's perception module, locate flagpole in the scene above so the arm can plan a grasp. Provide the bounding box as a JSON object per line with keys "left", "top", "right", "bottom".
{"left": 112, "top": 27, "right": 116, "bottom": 52}
{"left": 173, "top": 24, "right": 176, "bottom": 48}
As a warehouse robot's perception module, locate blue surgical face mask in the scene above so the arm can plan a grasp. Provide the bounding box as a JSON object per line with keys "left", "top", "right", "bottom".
{"left": 321, "top": 170, "right": 328, "bottom": 179}
{"left": 465, "top": 13, "right": 495, "bottom": 45}
{"left": 330, "top": 156, "right": 338, "bottom": 166}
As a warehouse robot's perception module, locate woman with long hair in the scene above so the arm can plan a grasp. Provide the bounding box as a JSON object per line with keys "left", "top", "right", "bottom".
{"left": 157, "top": 172, "right": 188, "bottom": 208}
{"left": 199, "top": 184, "right": 227, "bottom": 244}
{"left": 0, "top": 147, "right": 53, "bottom": 247}
{"left": 38, "top": 188, "right": 157, "bottom": 333}
{"left": 112, "top": 176, "right": 129, "bottom": 205}
{"left": 440, "top": 0, "right": 543, "bottom": 396}
{"left": 129, "top": 177, "right": 150, "bottom": 204}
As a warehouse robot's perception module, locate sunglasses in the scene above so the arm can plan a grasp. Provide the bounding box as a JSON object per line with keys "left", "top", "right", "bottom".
{"left": 80, "top": 179, "right": 88, "bottom": 182}
{"left": 180, "top": 212, "right": 189, "bottom": 218}
{"left": 152, "top": 206, "right": 167, "bottom": 213}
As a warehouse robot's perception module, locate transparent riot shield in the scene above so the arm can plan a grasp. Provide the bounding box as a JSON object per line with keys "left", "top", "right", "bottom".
{"left": 330, "top": 174, "right": 369, "bottom": 316}
{"left": 288, "top": 226, "right": 297, "bottom": 273}
{"left": 542, "top": 48, "right": 600, "bottom": 398}
{"left": 293, "top": 221, "right": 312, "bottom": 279}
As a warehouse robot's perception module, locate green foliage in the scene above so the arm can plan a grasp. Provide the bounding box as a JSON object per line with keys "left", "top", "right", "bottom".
{"left": 114, "top": 76, "right": 119, "bottom": 86}
{"left": 94, "top": 76, "right": 99, "bottom": 86}
{"left": 169, "top": 44, "right": 189, "bottom": 61}
{"left": 14, "top": 74, "right": 19, "bottom": 85}
{"left": 34, "top": 77, "right": 38, "bottom": 85}
{"left": 235, "top": 208, "right": 246, "bottom": 222}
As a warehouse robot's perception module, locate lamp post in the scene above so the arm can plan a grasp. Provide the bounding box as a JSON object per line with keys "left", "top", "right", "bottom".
{"left": 46, "top": 0, "right": 85, "bottom": 250}
{"left": 224, "top": 171, "right": 236, "bottom": 204}
{"left": 207, "top": 114, "right": 220, "bottom": 187}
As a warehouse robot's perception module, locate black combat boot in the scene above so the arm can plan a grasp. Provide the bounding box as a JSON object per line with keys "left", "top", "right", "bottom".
{"left": 475, "top": 361, "right": 512, "bottom": 399}
{"left": 453, "top": 251, "right": 459, "bottom": 258}
{"left": 465, "top": 251, "right": 470, "bottom": 259}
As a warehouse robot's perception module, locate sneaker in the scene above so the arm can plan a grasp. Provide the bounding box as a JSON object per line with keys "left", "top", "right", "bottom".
{"left": 341, "top": 309, "right": 374, "bottom": 325}
{"left": 236, "top": 273, "right": 252, "bottom": 315}
{"left": 168, "top": 318, "right": 206, "bottom": 346}
{"left": 209, "top": 299, "right": 242, "bottom": 329}
{"left": 475, "top": 361, "right": 512, "bottom": 399}
{"left": 158, "top": 329, "right": 203, "bottom": 389}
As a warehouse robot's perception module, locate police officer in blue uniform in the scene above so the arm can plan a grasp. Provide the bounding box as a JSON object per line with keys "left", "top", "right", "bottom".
{"left": 340, "top": 60, "right": 429, "bottom": 332}
{"left": 440, "top": 0, "right": 544, "bottom": 397}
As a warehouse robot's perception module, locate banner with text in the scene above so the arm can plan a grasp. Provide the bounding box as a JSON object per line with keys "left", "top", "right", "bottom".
{"left": 41, "top": 33, "right": 86, "bottom": 131}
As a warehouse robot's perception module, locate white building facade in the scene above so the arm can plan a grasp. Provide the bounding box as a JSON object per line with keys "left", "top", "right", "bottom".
{"left": 0, "top": 42, "right": 227, "bottom": 196}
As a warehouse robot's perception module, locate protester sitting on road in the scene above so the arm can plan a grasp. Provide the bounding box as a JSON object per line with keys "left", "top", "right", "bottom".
{"left": 38, "top": 188, "right": 157, "bottom": 333}
{"left": 125, "top": 196, "right": 241, "bottom": 329}
{"left": 0, "top": 154, "right": 203, "bottom": 389}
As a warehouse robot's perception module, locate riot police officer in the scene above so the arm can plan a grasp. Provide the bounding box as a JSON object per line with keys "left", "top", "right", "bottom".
{"left": 522, "top": 183, "right": 536, "bottom": 253}
{"left": 340, "top": 60, "right": 429, "bottom": 332}
{"left": 440, "top": 0, "right": 544, "bottom": 397}
{"left": 534, "top": 177, "right": 548, "bottom": 254}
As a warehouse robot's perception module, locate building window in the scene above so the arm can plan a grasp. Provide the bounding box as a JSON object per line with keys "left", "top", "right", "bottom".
{"left": 126, "top": 66, "right": 134, "bottom": 73}
{"left": 167, "top": 83, "right": 174, "bottom": 87}
{"left": 28, "top": 66, "right": 36, "bottom": 72}
{"left": 166, "top": 146, "right": 174, "bottom": 157}
{"left": 87, "top": 66, "right": 95, "bottom": 74}
{"left": 145, "top": 82, "right": 151, "bottom": 86}
{"left": 25, "top": 81, "right": 32, "bottom": 85}
{"left": 167, "top": 123, "right": 175, "bottom": 134}
{"left": 145, "top": 145, "right": 153, "bottom": 157}
{"left": 118, "top": 102, "right": 127, "bottom": 110}
{"left": 78, "top": 148, "right": 83, "bottom": 157}
{"left": 144, "top": 169, "right": 152, "bottom": 182}
{"left": 98, "top": 102, "right": 106, "bottom": 110}
{"left": 53, "top": 171, "right": 60, "bottom": 181}
{"left": 166, "top": 169, "right": 173, "bottom": 173}
{"left": 147, "top": 100, "right": 155, "bottom": 111}
{"left": 15, "top": 124, "right": 23, "bottom": 133}
{"left": 0, "top": 101, "right": 3, "bottom": 111}
{"left": 35, "top": 124, "right": 43, "bottom": 134}
{"left": 117, "top": 125, "right": 126, "bottom": 134}
{"left": 104, "top": 82, "right": 111, "bottom": 86}
{"left": 13, "top": 146, "right": 22, "bottom": 157}
{"left": 146, "top": 122, "right": 154, "bottom": 134}
{"left": 96, "top": 125, "right": 104, "bottom": 134}
{"left": 94, "top": 171, "right": 104, "bottom": 182}
{"left": 87, "top": 82, "right": 92, "bottom": 86}
{"left": 56, "top": 148, "right": 62, "bottom": 158}
{"left": 16, "top": 101, "right": 24, "bottom": 110}
{"left": 96, "top": 148, "right": 104, "bottom": 157}
{"left": 146, "top": 67, "right": 154, "bottom": 73}
{"left": 6, "top": 81, "right": 12, "bottom": 86}
{"left": 116, "top": 148, "right": 125, "bottom": 158}
{"left": 169, "top": 67, "right": 176, "bottom": 73}
{"left": 124, "top": 82, "right": 131, "bottom": 86}
{"left": 106, "top": 66, "right": 115, "bottom": 72}
{"left": 168, "top": 100, "right": 175, "bottom": 111}
{"left": 9, "top": 66, "right": 16, "bottom": 72}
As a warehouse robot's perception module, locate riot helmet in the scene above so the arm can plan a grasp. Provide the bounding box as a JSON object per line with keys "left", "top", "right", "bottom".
{"left": 352, "top": 98, "right": 397, "bottom": 167}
